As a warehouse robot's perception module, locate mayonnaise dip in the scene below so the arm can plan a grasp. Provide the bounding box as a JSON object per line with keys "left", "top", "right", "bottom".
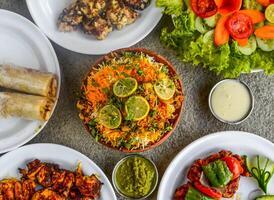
{"left": 210, "top": 80, "right": 253, "bottom": 123}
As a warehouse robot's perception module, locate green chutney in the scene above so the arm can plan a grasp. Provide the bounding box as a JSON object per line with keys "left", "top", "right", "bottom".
{"left": 115, "top": 156, "right": 157, "bottom": 198}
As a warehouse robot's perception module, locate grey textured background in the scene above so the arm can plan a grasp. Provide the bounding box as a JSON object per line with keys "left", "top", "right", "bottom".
{"left": 0, "top": 1, "right": 273, "bottom": 199}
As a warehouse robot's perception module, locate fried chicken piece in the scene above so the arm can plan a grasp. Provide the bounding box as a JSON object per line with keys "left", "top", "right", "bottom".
{"left": 106, "top": 0, "right": 139, "bottom": 30}
{"left": 58, "top": 1, "right": 84, "bottom": 32}
{"left": 74, "top": 164, "right": 102, "bottom": 199}
{"left": 82, "top": 17, "right": 113, "bottom": 40}
{"left": 31, "top": 189, "right": 65, "bottom": 200}
{"left": 52, "top": 172, "right": 75, "bottom": 198}
{"left": 14, "top": 180, "right": 36, "bottom": 200}
{"left": 36, "top": 164, "right": 60, "bottom": 187}
{"left": 122, "top": 0, "right": 150, "bottom": 10}
{"left": 78, "top": 0, "right": 107, "bottom": 19}
{"left": 0, "top": 179, "right": 17, "bottom": 200}
{"left": 19, "top": 159, "right": 44, "bottom": 180}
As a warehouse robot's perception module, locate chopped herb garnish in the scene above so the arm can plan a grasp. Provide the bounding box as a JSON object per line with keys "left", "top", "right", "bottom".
{"left": 125, "top": 110, "right": 135, "bottom": 121}
{"left": 137, "top": 69, "right": 144, "bottom": 76}
{"left": 120, "top": 72, "right": 130, "bottom": 77}
{"left": 164, "top": 124, "right": 173, "bottom": 133}
{"left": 102, "top": 88, "right": 110, "bottom": 95}
{"left": 149, "top": 110, "right": 157, "bottom": 117}
{"left": 161, "top": 65, "right": 169, "bottom": 74}
{"left": 91, "top": 79, "right": 100, "bottom": 87}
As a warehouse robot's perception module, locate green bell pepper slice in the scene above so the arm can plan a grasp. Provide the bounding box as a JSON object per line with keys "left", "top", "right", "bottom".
{"left": 185, "top": 187, "right": 214, "bottom": 200}
{"left": 202, "top": 160, "right": 233, "bottom": 188}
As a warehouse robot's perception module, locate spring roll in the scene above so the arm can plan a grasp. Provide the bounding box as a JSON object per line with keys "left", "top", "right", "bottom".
{"left": 0, "top": 92, "right": 54, "bottom": 121}
{"left": 0, "top": 64, "right": 57, "bottom": 97}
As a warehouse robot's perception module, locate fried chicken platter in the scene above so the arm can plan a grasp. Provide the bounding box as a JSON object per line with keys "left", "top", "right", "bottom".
{"left": 58, "top": 0, "right": 151, "bottom": 40}
{"left": 0, "top": 159, "right": 102, "bottom": 200}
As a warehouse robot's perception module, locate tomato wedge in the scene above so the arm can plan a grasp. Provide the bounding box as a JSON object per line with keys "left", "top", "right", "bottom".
{"left": 217, "top": 0, "right": 242, "bottom": 15}
{"left": 226, "top": 13, "right": 254, "bottom": 39}
{"left": 194, "top": 182, "right": 222, "bottom": 199}
{"left": 191, "top": 0, "right": 218, "bottom": 18}
{"left": 222, "top": 157, "right": 243, "bottom": 180}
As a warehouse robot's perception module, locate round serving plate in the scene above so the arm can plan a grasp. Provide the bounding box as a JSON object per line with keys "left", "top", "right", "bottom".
{"left": 0, "top": 143, "right": 117, "bottom": 200}
{"left": 26, "top": 0, "right": 162, "bottom": 55}
{"left": 158, "top": 131, "right": 274, "bottom": 200}
{"left": 0, "top": 9, "right": 61, "bottom": 153}
{"left": 79, "top": 48, "right": 184, "bottom": 152}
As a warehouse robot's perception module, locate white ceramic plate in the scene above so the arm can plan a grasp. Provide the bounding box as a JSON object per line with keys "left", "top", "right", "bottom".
{"left": 158, "top": 131, "right": 274, "bottom": 200}
{"left": 0, "top": 143, "right": 117, "bottom": 200}
{"left": 0, "top": 9, "right": 60, "bottom": 153}
{"left": 26, "top": 0, "right": 162, "bottom": 55}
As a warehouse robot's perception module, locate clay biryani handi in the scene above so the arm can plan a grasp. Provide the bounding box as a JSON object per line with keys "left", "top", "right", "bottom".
{"left": 77, "top": 49, "right": 184, "bottom": 151}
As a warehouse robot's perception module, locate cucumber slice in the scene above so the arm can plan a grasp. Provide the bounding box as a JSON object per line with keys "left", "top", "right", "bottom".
{"left": 255, "top": 21, "right": 265, "bottom": 29}
{"left": 243, "top": 0, "right": 263, "bottom": 11}
{"left": 184, "top": 0, "right": 190, "bottom": 8}
{"left": 256, "top": 37, "right": 274, "bottom": 52}
{"left": 265, "top": 21, "right": 274, "bottom": 26}
{"left": 203, "top": 30, "right": 214, "bottom": 43}
{"left": 256, "top": 195, "right": 274, "bottom": 200}
{"left": 237, "top": 36, "right": 257, "bottom": 55}
{"left": 204, "top": 14, "right": 219, "bottom": 28}
{"left": 195, "top": 17, "right": 209, "bottom": 33}
{"left": 245, "top": 156, "right": 274, "bottom": 171}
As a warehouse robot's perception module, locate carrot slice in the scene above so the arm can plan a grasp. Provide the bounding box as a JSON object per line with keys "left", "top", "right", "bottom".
{"left": 214, "top": 0, "right": 224, "bottom": 8}
{"left": 238, "top": 10, "right": 265, "bottom": 24}
{"left": 256, "top": 0, "right": 270, "bottom": 6}
{"left": 214, "top": 15, "right": 230, "bottom": 46}
{"left": 254, "top": 25, "right": 274, "bottom": 39}
{"left": 234, "top": 38, "right": 249, "bottom": 46}
{"left": 218, "top": 0, "right": 242, "bottom": 15}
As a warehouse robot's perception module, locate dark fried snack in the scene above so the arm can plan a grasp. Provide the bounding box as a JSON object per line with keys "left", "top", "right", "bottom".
{"left": 57, "top": 0, "right": 149, "bottom": 40}
{"left": 122, "top": 0, "right": 150, "bottom": 10}
{"left": 58, "top": 1, "right": 84, "bottom": 32}
{"left": 106, "top": 0, "right": 139, "bottom": 30}
{"left": 79, "top": 0, "right": 107, "bottom": 19}
{"left": 82, "top": 17, "right": 113, "bottom": 40}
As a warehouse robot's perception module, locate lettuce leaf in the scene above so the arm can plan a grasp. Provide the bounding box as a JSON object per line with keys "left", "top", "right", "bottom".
{"left": 156, "top": 0, "right": 184, "bottom": 16}
{"left": 159, "top": 10, "right": 274, "bottom": 77}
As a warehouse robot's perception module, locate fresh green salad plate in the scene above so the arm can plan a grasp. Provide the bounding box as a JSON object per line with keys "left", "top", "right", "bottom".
{"left": 156, "top": 0, "right": 274, "bottom": 77}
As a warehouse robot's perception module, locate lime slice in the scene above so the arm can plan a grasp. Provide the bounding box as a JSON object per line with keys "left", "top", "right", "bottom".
{"left": 266, "top": 4, "right": 274, "bottom": 23}
{"left": 98, "top": 105, "right": 122, "bottom": 129}
{"left": 113, "top": 78, "right": 138, "bottom": 98}
{"left": 154, "top": 78, "right": 176, "bottom": 100}
{"left": 125, "top": 96, "right": 150, "bottom": 121}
